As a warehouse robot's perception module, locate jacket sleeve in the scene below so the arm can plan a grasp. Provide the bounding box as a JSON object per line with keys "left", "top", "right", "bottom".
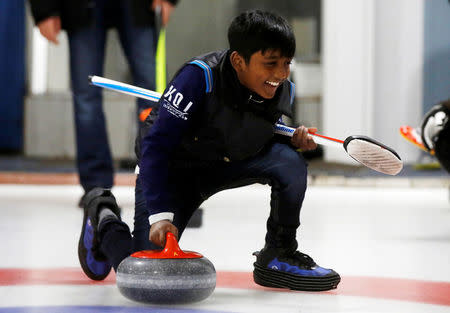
{"left": 139, "top": 65, "right": 205, "bottom": 220}
{"left": 28, "top": 0, "right": 61, "bottom": 25}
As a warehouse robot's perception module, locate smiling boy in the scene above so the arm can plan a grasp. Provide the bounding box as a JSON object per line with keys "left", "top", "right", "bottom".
{"left": 78, "top": 10, "right": 341, "bottom": 291}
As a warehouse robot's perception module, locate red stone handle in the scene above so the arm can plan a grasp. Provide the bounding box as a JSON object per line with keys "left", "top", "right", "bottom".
{"left": 131, "top": 232, "right": 203, "bottom": 259}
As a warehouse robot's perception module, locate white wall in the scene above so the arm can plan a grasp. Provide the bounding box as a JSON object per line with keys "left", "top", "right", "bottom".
{"left": 373, "top": 0, "right": 424, "bottom": 164}
{"left": 322, "top": 0, "right": 423, "bottom": 164}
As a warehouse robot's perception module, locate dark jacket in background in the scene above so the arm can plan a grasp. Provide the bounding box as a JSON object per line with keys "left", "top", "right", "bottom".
{"left": 29, "top": 0, "right": 178, "bottom": 32}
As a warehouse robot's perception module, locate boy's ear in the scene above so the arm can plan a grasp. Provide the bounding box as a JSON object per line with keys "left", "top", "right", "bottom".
{"left": 230, "top": 51, "right": 245, "bottom": 71}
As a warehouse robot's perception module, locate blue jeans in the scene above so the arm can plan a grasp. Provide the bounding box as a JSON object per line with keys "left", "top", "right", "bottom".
{"left": 100, "top": 141, "right": 308, "bottom": 270}
{"left": 68, "top": 0, "right": 156, "bottom": 191}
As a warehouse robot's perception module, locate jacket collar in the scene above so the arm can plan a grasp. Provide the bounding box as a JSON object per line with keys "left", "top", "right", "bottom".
{"left": 218, "top": 50, "right": 282, "bottom": 120}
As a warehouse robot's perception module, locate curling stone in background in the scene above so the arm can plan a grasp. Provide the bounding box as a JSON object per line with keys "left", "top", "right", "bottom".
{"left": 116, "top": 232, "right": 216, "bottom": 304}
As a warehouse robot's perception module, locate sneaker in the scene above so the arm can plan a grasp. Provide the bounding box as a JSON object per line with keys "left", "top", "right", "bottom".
{"left": 78, "top": 188, "right": 120, "bottom": 280}
{"left": 253, "top": 246, "right": 341, "bottom": 291}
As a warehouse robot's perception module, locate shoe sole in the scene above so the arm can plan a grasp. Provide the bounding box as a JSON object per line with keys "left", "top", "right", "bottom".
{"left": 78, "top": 207, "right": 111, "bottom": 281}
{"left": 253, "top": 263, "right": 341, "bottom": 292}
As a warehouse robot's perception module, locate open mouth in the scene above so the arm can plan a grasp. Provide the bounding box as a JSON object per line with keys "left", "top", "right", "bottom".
{"left": 265, "top": 80, "right": 280, "bottom": 87}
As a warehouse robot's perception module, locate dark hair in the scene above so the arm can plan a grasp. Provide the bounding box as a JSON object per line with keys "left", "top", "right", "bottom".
{"left": 228, "top": 10, "right": 296, "bottom": 63}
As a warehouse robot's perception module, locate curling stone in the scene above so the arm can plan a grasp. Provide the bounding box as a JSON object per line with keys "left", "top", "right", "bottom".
{"left": 116, "top": 232, "right": 216, "bottom": 304}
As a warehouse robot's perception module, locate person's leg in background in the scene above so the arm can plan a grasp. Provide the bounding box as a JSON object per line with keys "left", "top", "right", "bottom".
{"left": 112, "top": 0, "right": 156, "bottom": 169}
{"left": 68, "top": 5, "right": 114, "bottom": 204}
{"left": 116, "top": 0, "right": 157, "bottom": 115}
{"left": 116, "top": 0, "right": 159, "bottom": 250}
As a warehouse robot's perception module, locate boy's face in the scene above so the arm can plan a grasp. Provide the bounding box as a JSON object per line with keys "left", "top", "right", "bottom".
{"left": 232, "top": 49, "right": 292, "bottom": 99}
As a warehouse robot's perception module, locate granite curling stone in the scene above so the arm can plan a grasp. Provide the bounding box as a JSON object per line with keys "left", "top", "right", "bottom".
{"left": 116, "top": 232, "right": 216, "bottom": 304}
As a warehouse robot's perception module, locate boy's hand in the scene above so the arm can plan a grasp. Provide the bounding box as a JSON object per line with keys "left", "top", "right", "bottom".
{"left": 37, "top": 16, "right": 61, "bottom": 44}
{"left": 149, "top": 220, "right": 179, "bottom": 247}
{"left": 291, "top": 126, "right": 318, "bottom": 151}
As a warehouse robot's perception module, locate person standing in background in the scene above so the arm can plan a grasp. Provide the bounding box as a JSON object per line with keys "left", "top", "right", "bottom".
{"left": 28, "top": 0, "right": 178, "bottom": 206}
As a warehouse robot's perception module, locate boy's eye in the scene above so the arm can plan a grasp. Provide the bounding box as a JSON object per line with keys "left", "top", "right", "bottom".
{"left": 265, "top": 62, "right": 277, "bottom": 66}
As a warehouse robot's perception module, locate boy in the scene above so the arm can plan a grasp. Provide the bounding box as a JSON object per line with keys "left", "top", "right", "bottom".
{"left": 78, "top": 10, "right": 341, "bottom": 291}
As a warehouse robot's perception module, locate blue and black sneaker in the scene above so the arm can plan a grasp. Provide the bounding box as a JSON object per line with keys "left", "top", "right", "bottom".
{"left": 253, "top": 246, "right": 340, "bottom": 291}
{"left": 78, "top": 188, "right": 120, "bottom": 281}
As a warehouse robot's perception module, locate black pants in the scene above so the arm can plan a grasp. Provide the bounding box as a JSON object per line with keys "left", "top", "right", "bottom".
{"left": 99, "top": 142, "right": 308, "bottom": 270}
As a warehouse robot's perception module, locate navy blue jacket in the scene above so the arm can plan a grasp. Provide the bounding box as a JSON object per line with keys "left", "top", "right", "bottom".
{"left": 138, "top": 50, "right": 295, "bottom": 221}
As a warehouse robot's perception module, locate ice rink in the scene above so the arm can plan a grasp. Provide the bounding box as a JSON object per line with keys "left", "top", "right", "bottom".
{"left": 0, "top": 181, "right": 449, "bottom": 313}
